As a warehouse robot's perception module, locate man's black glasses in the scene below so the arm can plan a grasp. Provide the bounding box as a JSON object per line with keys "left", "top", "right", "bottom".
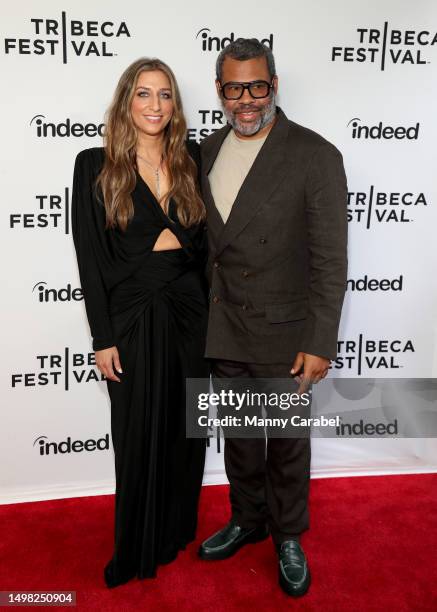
{"left": 219, "top": 80, "right": 274, "bottom": 100}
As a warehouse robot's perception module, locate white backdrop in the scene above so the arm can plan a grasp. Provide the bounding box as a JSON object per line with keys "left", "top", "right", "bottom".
{"left": 1, "top": 0, "right": 436, "bottom": 504}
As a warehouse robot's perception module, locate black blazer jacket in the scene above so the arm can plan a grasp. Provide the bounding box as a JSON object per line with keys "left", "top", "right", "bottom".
{"left": 200, "top": 107, "right": 348, "bottom": 364}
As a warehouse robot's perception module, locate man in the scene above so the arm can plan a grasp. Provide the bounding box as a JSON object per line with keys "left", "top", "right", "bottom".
{"left": 198, "top": 38, "right": 348, "bottom": 597}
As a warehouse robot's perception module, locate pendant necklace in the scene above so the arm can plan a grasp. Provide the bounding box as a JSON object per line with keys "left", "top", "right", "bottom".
{"left": 136, "top": 153, "right": 164, "bottom": 200}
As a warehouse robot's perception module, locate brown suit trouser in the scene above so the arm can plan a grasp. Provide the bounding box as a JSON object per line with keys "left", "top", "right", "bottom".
{"left": 212, "top": 359, "right": 311, "bottom": 548}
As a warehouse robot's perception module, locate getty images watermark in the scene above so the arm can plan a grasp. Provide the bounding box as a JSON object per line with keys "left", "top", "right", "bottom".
{"left": 196, "top": 386, "right": 340, "bottom": 430}
{"left": 186, "top": 378, "right": 437, "bottom": 439}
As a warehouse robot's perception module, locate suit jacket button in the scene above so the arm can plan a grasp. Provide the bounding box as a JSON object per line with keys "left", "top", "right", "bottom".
{"left": 242, "top": 270, "right": 249, "bottom": 277}
{"left": 259, "top": 237, "right": 267, "bottom": 244}
{"left": 214, "top": 261, "right": 220, "bottom": 269}
{"left": 212, "top": 295, "right": 220, "bottom": 303}
{"left": 242, "top": 304, "right": 247, "bottom": 310}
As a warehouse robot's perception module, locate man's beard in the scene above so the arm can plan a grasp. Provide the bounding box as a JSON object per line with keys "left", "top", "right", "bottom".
{"left": 223, "top": 92, "right": 277, "bottom": 137}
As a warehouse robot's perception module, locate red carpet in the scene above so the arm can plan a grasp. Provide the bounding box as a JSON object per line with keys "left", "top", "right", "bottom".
{"left": 1, "top": 474, "right": 436, "bottom": 611}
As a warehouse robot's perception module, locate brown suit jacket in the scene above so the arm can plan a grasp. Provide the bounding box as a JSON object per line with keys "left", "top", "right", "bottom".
{"left": 200, "top": 107, "right": 348, "bottom": 364}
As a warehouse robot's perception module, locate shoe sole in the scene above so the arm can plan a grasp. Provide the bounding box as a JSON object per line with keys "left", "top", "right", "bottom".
{"left": 198, "top": 529, "right": 269, "bottom": 561}
{"left": 279, "top": 567, "right": 311, "bottom": 597}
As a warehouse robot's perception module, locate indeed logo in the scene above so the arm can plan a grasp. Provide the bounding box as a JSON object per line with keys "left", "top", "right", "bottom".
{"left": 196, "top": 28, "right": 273, "bottom": 52}
{"left": 347, "top": 275, "right": 403, "bottom": 292}
{"left": 34, "top": 434, "right": 109, "bottom": 455}
{"left": 347, "top": 118, "right": 420, "bottom": 140}
{"left": 336, "top": 419, "right": 398, "bottom": 437}
{"left": 32, "top": 282, "right": 83, "bottom": 302}
{"left": 30, "top": 115, "right": 104, "bottom": 138}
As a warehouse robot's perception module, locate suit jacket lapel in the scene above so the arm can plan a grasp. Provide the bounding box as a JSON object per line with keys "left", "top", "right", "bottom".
{"left": 214, "top": 109, "right": 290, "bottom": 257}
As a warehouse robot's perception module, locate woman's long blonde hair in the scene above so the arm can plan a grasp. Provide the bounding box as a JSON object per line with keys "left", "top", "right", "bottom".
{"left": 96, "top": 57, "right": 205, "bottom": 230}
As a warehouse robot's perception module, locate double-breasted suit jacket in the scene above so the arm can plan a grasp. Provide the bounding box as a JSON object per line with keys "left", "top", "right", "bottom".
{"left": 200, "top": 107, "right": 348, "bottom": 364}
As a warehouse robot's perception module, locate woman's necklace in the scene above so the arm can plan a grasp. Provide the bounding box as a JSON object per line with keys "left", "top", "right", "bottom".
{"left": 136, "top": 152, "right": 164, "bottom": 200}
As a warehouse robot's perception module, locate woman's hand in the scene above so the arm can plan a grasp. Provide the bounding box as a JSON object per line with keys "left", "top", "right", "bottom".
{"left": 95, "top": 346, "right": 123, "bottom": 382}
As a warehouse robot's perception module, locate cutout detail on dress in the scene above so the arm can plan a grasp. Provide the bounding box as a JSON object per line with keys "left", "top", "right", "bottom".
{"left": 152, "top": 228, "right": 182, "bottom": 251}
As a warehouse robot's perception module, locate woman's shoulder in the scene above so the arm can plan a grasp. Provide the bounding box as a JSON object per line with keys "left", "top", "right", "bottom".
{"left": 75, "top": 146, "right": 106, "bottom": 172}
{"left": 73, "top": 148, "right": 106, "bottom": 212}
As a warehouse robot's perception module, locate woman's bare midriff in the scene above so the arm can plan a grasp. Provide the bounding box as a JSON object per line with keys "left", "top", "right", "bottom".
{"left": 152, "top": 228, "right": 182, "bottom": 251}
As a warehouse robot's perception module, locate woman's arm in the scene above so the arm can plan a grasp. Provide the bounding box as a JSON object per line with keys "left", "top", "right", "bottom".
{"left": 71, "top": 149, "right": 115, "bottom": 352}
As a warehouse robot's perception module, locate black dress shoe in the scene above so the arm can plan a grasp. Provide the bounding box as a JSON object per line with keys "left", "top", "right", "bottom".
{"left": 278, "top": 540, "right": 311, "bottom": 597}
{"left": 198, "top": 521, "right": 269, "bottom": 560}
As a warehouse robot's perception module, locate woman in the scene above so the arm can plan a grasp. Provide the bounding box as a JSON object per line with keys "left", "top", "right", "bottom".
{"left": 72, "top": 57, "right": 209, "bottom": 587}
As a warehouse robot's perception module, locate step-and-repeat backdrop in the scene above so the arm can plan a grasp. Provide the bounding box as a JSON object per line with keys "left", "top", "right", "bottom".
{"left": 1, "top": 0, "right": 436, "bottom": 503}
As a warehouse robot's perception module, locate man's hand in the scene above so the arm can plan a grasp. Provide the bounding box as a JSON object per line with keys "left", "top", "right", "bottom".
{"left": 290, "top": 352, "right": 330, "bottom": 394}
{"left": 95, "top": 346, "right": 123, "bottom": 382}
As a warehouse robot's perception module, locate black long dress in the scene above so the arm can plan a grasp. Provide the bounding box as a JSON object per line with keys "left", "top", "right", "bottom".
{"left": 71, "top": 143, "right": 209, "bottom": 587}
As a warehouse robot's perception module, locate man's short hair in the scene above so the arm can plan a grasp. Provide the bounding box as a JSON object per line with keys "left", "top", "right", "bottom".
{"left": 215, "top": 38, "right": 276, "bottom": 82}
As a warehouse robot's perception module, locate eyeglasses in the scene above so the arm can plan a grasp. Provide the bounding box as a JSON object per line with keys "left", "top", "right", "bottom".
{"left": 219, "top": 79, "right": 274, "bottom": 100}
